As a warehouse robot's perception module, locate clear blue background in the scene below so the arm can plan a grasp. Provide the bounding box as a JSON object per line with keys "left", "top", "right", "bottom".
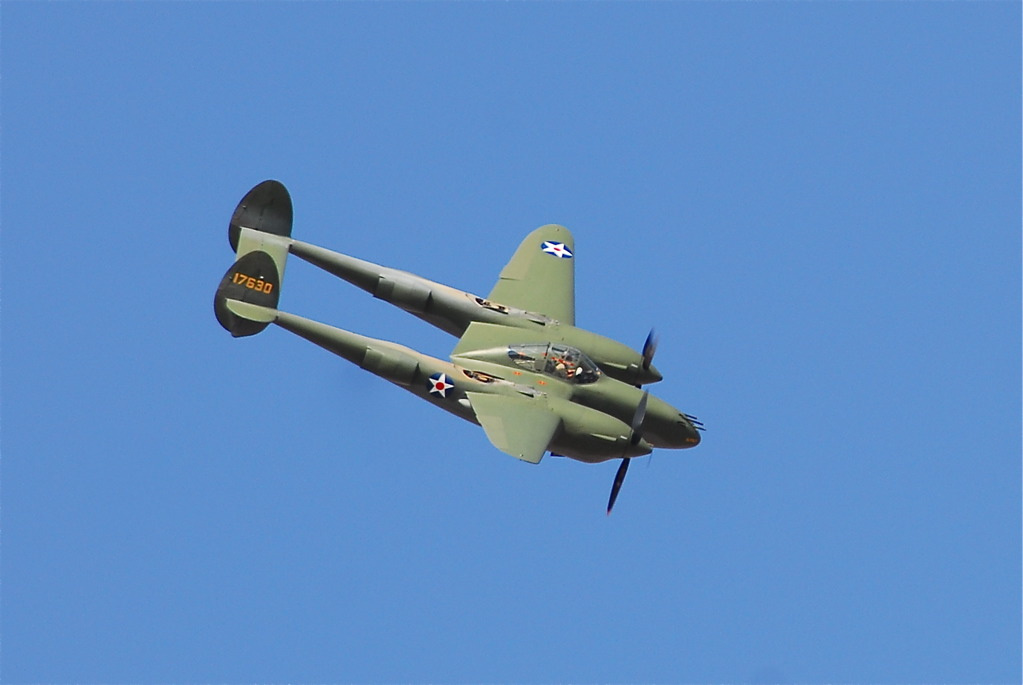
{"left": 3, "top": 3, "right": 1020, "bottom": 683}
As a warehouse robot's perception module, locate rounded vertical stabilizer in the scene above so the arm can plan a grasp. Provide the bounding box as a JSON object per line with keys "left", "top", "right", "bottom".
{"left": 214, "top": 250, "right": 282, "bottom": 337}
{"left": 228, "top": 180, "right": 293, "bottom": 252}
{"left": 216, "top": 180, "right": 293, "bottom": 337}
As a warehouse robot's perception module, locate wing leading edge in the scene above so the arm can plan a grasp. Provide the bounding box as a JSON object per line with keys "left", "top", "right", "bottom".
{"left": 487, "top": 224, "right": 575, "bottom": 325}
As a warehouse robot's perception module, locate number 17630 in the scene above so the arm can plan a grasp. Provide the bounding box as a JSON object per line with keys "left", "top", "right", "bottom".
{"left": 233, "top": 271, "right": 273, "bottom": 294}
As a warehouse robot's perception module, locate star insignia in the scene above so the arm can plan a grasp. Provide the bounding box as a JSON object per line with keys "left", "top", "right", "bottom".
{"left": 541, "top": 241, "right": 573, "bottom": 259}
{"left": 427, "top": 372, "right": 454, "bottom": 398}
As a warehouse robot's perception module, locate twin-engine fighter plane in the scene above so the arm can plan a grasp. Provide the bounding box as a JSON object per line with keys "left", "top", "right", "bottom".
{"left": 214, "top": 181, "right": 703, "bottom": 513}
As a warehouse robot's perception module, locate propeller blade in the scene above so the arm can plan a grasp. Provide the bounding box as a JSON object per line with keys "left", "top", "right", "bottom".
{"left": 631, "top": 391, "right": 649, "bottom": 438}
{"left": 607, "top": 391, "right": 651, "bottom": 514}
{"left": 607, "top": 458, "right": 630, "bottom": 515}
{"left": 641, "top": 329, "right": 659, "bottom": 370}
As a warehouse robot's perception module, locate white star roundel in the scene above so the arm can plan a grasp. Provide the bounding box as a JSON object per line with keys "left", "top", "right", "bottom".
{"left": 428, "top": 372, "right": 454, "bottom": 398}
{"left": 541, "top": 241, "right": 573, "bottom": 259}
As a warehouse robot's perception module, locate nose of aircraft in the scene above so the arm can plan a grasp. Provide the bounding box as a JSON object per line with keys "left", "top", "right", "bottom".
{"left": 677, "top": 414, "right": 701, "bottom": 447}
{"left": 642, "top": 396, "right": 702, "bottom": 448}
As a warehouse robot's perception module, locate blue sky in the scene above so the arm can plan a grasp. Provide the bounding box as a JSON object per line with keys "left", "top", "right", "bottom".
{"left": 3, "top": 3, "right": 1019, "bottom": 683}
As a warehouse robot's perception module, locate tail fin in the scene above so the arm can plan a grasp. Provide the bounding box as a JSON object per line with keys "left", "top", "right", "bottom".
{"left": 214, "top": 180, "right": 293, "bottom": 337}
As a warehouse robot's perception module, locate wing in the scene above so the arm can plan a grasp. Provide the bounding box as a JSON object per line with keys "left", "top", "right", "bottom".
{"left": 451, "top": 321, "right": 547, "bottom": 358}
{"left": 487, "top": 224, "right": 575, "bottom": 325}
{"left": 465, "top": 392, "right": 560, "bottom": 464}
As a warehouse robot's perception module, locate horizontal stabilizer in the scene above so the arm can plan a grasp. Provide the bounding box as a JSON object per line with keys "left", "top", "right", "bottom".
{"left": 224, "top": 299, "right": 277, "bottom": 323}
{"left": 465, "top": 392, "right": 560, "bottom": 464}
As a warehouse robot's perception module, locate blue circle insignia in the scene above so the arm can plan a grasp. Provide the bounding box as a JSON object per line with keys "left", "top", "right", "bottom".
{"left": 428, "top": 372, "right": 454, "bottom": 398}
{"left": 541, "top": 241, "right": 573, "bottom": 259}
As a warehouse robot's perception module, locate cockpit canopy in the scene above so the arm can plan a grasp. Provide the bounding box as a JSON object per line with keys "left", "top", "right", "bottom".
{"left": 507, "top": 343, "right": 601, "bottom": 384}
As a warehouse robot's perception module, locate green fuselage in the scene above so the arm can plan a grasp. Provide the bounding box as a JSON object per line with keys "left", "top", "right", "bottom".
{"left": 216, "top": 180, "right": 702, "bottom": 509}
{"left": 262, "top": 307, "right": 698, "bottom": 464}
{"left": 276, "top": 240, "right": 701, "bottom": 459}
{"left": 289, "top": 240, "right": 664, "bottom": 387}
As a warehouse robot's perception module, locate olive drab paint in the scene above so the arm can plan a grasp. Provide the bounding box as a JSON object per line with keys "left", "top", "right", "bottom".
{"left": 214, "top": 181, "right": 702, "bottom": 512}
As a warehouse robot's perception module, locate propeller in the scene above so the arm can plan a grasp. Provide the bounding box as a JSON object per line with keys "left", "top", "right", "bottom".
{"left": 607, "top": 459, "right": 630, "bottom": 515}
{"left": 641, "top": 328, "right": 659, "bottom": 371}
{"left": 607, "top": 391, "right": 649, "bottom": 515}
